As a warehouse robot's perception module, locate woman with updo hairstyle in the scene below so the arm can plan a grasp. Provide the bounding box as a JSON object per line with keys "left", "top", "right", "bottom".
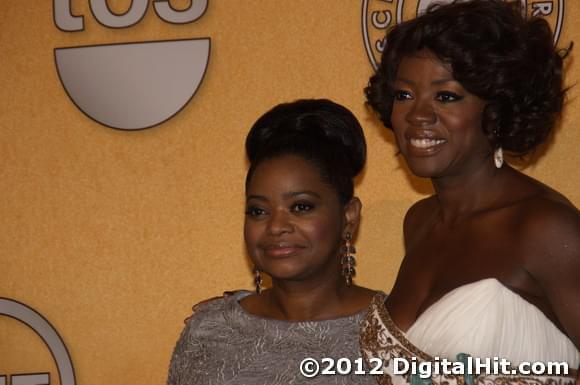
{"left": 167, "top": 99, "right": 380, "bottom": 385}
{"left": 360, "top": 1, "right": 579, "bottom": 384}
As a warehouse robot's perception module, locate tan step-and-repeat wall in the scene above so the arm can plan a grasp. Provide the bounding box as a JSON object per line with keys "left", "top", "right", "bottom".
{"left": 1, "top": 1, "right": 578, "bottom": 384}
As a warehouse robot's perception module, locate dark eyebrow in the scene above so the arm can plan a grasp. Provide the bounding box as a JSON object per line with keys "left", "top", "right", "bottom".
{"left": 432, "top": 78, "right": 455, "bottom": 85}
{"left": 246, "top": 195, "right": 267, "bottom": 202}
{"left": 395, "top": 77, "right": 455, "bottom": 86}
{"left": 283, "top": 191, "right": 322, "bottom": 199}
{"left": 394, "top": 77, "right": 412, "bottom": 85}
{"left": 246, "top": 191, "right": 322, "bottom": 202}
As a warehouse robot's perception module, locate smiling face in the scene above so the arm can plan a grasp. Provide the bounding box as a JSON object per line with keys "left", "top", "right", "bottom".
{"left": 244, "top": 154, "right": 358, "bottom": 284}
{"left": 391, "top": 50, "right": 490, "bottom": 178}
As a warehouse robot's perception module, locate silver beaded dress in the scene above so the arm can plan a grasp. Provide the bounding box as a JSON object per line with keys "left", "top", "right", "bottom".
{"left": 167, "top": 290, "right": 382, "bottom": 385}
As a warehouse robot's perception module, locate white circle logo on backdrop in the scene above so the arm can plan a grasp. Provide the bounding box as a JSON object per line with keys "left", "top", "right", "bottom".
{"left": 362, "top": 0, "right": 565, "bottom": 70}
{"left": 0, "top": 298, "right": 76, "bottom": 385}
{"left": 53, "top": 0, "right": 211, "bottom": 131}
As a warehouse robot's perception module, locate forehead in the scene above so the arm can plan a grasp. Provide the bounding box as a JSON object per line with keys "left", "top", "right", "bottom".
{"left": 396, "top": 50, "right": 453, "bottom": 81}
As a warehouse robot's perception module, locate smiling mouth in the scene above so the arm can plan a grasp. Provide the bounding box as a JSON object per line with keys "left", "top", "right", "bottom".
{"left": 263, "top": 244, "right": 305, "bottom": 258}
{"left": 409, "top": 138, "right": 446, "bottom": 149}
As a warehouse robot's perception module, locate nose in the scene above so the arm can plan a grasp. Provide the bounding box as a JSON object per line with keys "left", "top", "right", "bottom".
{"left": 267, "top": 209, "right": 293, "bottom": 236}
{"left": 406, "top": 98, "right": 437, "bottom": 126}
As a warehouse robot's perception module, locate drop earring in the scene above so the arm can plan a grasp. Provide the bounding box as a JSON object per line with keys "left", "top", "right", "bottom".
{"left": 253, "top": 266, "right": 262, "bottom": 294}
{"left": 494, "top": 147, "right": 504, "bottom": 169}
{"left": 341, "top": 232, "right": 356, "bottom": 286}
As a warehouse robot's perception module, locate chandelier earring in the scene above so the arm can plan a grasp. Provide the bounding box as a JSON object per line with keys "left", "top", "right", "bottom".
{"left": 253, "top": 266, "right": 262, "bottom": 294}
{"left": 340, "top": 232, "right": 356, "bottom": 286}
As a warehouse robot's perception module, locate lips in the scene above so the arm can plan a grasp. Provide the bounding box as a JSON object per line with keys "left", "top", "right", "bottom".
{"left": 409, "top": 138, "right": 446, "bottom": 148}
{"left": 404, "top": 131, "right": 447, "bottom": 156}
{"left": 262, "top": 243, "right": 305, "bottom": 258}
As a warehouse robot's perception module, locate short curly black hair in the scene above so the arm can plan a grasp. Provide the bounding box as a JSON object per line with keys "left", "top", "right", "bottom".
{"left": 365, "top": 0, "right": 569, "bottom": 155}
{"left": 245, "top": 99, "right": 366, "bottom": 205}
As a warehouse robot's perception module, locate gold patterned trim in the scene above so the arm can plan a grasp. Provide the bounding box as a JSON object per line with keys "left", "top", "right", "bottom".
{"left": 371, "top": 293, "right": 433, "bottom": 362}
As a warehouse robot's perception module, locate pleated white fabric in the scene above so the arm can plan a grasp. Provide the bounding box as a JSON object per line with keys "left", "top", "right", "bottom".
{"left": 406, "top": 278, "right": 579, "bottom": 367}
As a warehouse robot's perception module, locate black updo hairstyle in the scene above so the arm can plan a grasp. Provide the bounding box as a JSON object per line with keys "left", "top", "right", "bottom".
{"left": 245, "top": 99, "right": 366, "bottom": 205}
{"left": 366, "top": 0, "right": 569, "bottom": 155}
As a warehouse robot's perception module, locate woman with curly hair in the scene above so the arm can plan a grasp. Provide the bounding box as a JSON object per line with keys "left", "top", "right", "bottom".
{"left": 360, "top": 1, "right": 579, "bottom": 384}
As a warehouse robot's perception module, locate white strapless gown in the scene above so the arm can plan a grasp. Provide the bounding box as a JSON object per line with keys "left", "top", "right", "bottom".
{"left": 405, "top": 278, "right": 579, "bottom": 367}
{"left": 360, "top": 279, "right": 578, "bottom": 385}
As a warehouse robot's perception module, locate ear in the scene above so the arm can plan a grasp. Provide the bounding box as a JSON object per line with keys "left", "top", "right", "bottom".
{"left": 342, "top": 197, "right": 362, "bottom": 239}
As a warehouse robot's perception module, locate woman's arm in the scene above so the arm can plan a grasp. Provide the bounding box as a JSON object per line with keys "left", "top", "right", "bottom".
{"left": 523, "top": 202, "right": 580, "bottom": 349}
{"left": 167, "top": 319, "right": 201, "bottom": 385}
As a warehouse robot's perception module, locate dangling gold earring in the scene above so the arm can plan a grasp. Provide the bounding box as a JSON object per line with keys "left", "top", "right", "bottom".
{"left": 341, "top": 232, "right": 356, "bottom": 286}
{"left": 253, "top": 266, "right": 262, "bottom": 294}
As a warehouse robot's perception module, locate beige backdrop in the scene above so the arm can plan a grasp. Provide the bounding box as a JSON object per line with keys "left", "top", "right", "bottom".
{"left": 1, "top": 1, "right": 578, "bottom": 385}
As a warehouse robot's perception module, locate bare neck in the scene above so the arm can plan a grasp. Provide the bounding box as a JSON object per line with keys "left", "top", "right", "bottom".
{"left": 262, "top": 276, "right": 351, "bottom": 321}
{"left": 431, "top": 159, "right": 509, "bottom": 224}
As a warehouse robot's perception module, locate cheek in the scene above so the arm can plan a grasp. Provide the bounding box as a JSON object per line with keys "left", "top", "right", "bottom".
{"left": 243, "top": 221, "right": 261, "bottom": 253}
{"left": 445, "top": 114, "right": 488, "bottom": 149}
{"left": 302, "top": 215, "right": 342, "bottom": 250}
{"left": 390, "top": 105, "right": 407, "bottom": 141}
{"left": 390, "top": 104, "right": 404, "bottom": 127}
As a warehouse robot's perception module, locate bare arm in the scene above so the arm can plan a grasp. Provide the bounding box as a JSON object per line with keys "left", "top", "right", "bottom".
{"left": 523, "top": 203, "right": 580, "bottom": 349}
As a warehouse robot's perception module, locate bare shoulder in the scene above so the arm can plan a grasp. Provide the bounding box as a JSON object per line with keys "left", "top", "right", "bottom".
{"left": 516, "top": 183, "right": 578, "bottom": 239}
{"left": 509, "top": 183, "right": 580, "bottom": 347}
{"left": 503, "top": 170, "right": 577, "bottom": 246}
{"left": 403, "top": 195, "right": 437, "bottom": 247}
{"left": 404, "top": 196, "right": 436, "bottom": 228}
{"left": 514, "top": 189, "right": 579, "bottom": 274}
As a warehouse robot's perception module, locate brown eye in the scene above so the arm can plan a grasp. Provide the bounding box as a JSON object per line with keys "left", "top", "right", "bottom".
{"left": 245, "top": 206, "right": 266, "bottom": 217}
{"left": 435, "top": 91, "right": 463, "bottom": 103}
{"left": 394, "top": 90, "right": 412, "bottom": 101}
{"left": 291, "top": 202, "right": 314, "bottom": 213}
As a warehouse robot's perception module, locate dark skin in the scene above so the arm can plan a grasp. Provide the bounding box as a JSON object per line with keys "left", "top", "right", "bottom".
{"left": 385, "top": 50, "right": 580, "bottom": 349}
{"left": 240, "top": 154, "right": 376, "bottom": 321}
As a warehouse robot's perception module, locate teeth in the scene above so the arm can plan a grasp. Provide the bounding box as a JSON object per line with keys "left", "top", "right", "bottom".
{"left": 410, "top": 138, "right": 446, "bottom": 148}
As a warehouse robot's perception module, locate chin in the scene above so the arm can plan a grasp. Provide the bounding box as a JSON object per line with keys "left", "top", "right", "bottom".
{"left": 261, "top": 263, "right": 305, "bottom": 281}
{"left": 404, "top": 158, "right": 447, "bottom": 179}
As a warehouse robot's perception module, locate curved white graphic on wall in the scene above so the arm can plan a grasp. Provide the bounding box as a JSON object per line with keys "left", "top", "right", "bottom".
{"left": 53, "top": 0, "right": 210, "bottom": 130}
{"left": 363, "top": 0, "right": 565, "bottom": 70}
{"left": 55, "top": 38, "right": 210, "bottom": 130}
{"left": 0, "top": 298, "right": 76, "bottom": 385}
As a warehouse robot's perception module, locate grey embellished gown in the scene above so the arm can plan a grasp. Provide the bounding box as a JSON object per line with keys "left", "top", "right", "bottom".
{"left": 167, "top": 290, "right": 382, "bottom": 385}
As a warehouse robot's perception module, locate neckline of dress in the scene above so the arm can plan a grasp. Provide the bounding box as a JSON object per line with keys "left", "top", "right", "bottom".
{"left": 231, "top": 290, "right": 378, "bottom": 325}
{"left": 411, "top": 278, "right": 498, "bottom": 332}
{"left": 367, "top": 288, "right": 579, "bottom": 378}
{"left": 373, "top": 279, "right": 526, "bottom": 361}
{"left": 387, "top": 278, "right": 547, "bottom": 335}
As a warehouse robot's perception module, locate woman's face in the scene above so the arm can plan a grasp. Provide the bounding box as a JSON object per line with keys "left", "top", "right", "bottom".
{"left": 390, "top": 49, "right": 490, "bottom": 178}
{"left": 244, "top": 154, "right": 355, "bottom": 284}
